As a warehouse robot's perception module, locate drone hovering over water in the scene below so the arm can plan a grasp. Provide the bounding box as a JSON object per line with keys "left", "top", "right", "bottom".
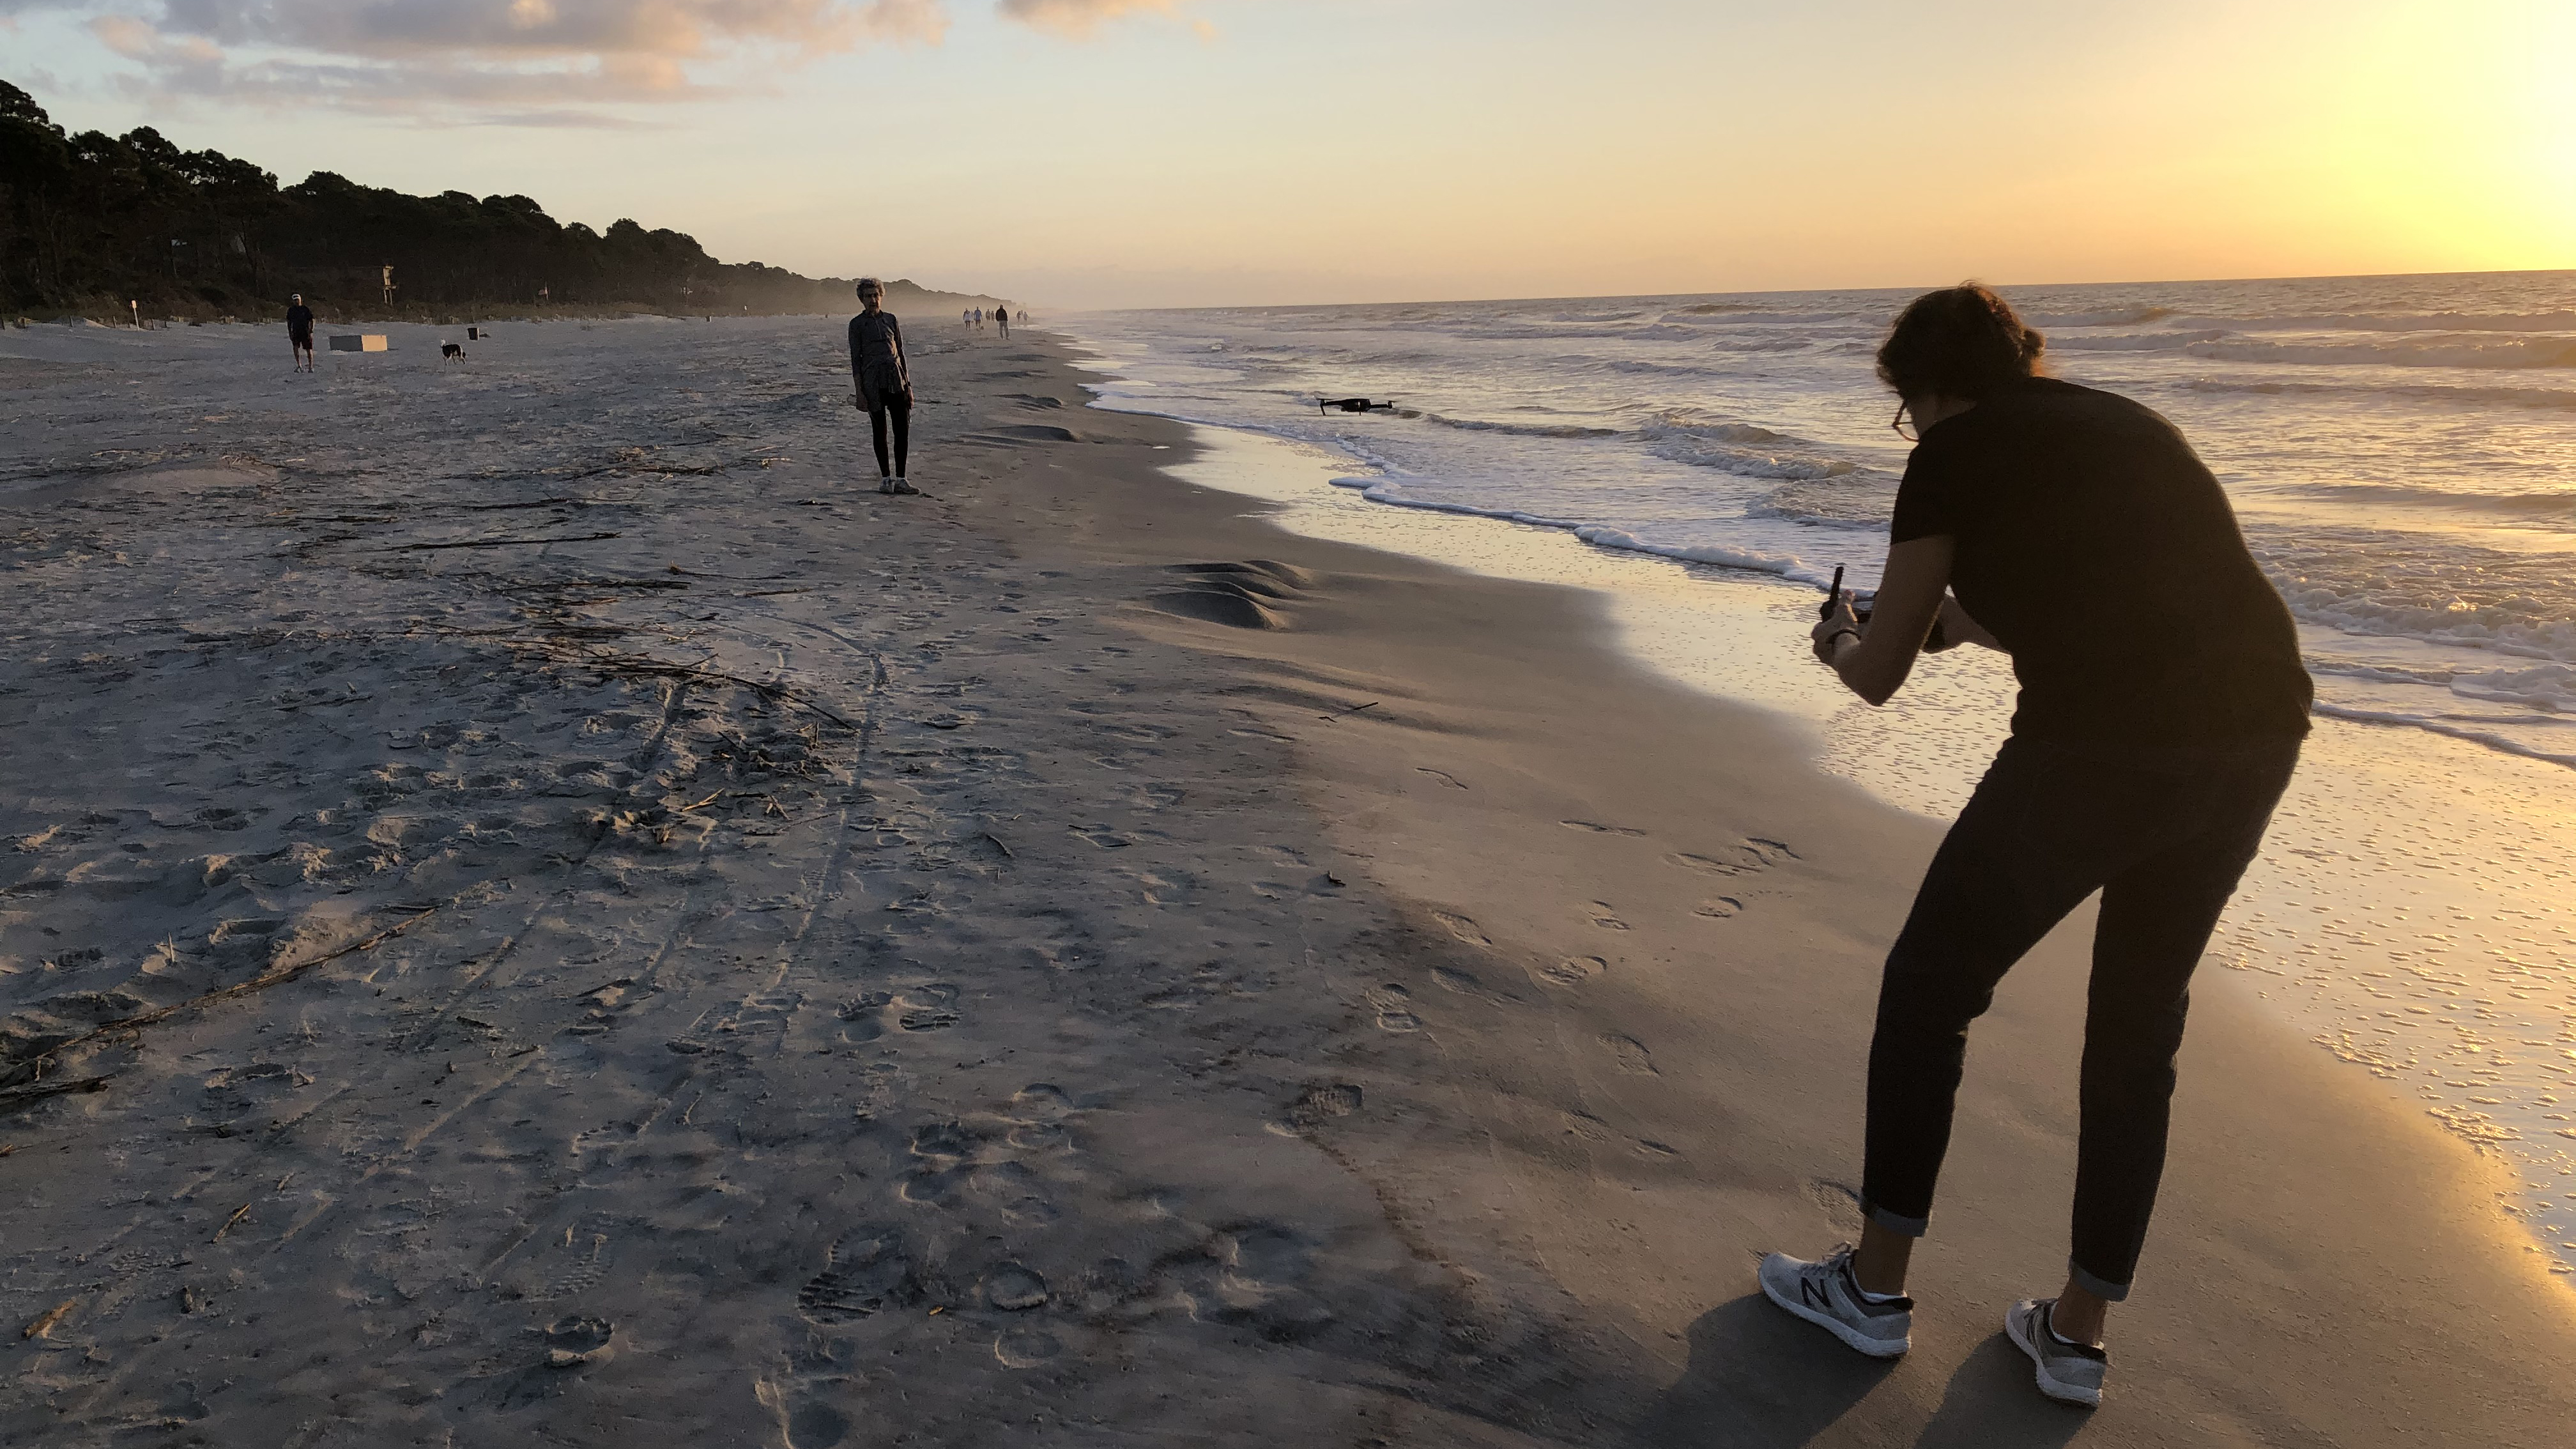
{"left": 1317, "top": 396, "right": 1399, "bottom": 415}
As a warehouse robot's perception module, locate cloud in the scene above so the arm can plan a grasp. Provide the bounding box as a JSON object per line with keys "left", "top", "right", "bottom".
{"left": 34, "top": 0, "right": 1218, "bottom": 124}
{"left": 70, "top": 0, "right": 949, "bottom": 118}
{"left": 150, "top": 0, "right": 948, "bottom": 59}
{"left": 994, "top": 0, "right": 1199, "bottom": 40}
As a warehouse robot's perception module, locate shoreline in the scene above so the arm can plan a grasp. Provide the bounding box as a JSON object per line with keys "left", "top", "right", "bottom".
{"left": 961, "top": 336, "right": 2576, "bottom": 1437}
{"left": 0, "top": 316, "right": 2567, "bottom": 1443}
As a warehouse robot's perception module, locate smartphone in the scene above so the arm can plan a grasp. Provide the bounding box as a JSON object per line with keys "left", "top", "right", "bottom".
{"left": 1818, "top": 565, "right": 1844, "bottom": 622}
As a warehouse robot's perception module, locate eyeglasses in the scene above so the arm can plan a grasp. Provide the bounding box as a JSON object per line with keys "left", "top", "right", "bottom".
{"left": 1890, "top": 401, "right": 1919, "bottom": 443}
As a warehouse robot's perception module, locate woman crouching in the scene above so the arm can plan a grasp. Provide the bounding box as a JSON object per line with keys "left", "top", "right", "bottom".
{"left": 1761, "top": 284, "right": 2311, "bottom": 1408}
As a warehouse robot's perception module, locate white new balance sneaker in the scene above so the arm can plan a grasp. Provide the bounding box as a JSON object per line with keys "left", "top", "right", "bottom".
{"left": 2004, "top": 1298, "right": 2108, "bottom": 1407}
{"left": 1758, "top": 1245, "right": 1913, "bottom": 1358}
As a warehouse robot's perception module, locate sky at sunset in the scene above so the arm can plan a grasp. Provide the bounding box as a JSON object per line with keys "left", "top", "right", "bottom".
{"left": 5, "top": 0, "right": 2570, "bottom": 309}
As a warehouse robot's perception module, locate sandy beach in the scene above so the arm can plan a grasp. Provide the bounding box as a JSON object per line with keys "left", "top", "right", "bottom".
{"left": 3, "top": 315, "right": 2570, "bottom": 1445}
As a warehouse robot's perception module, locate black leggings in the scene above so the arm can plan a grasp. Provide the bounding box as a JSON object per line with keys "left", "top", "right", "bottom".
{"left": 1860, "top": 733, "right": 2299, "bottom": 1300}
{"left": 863, "top": 385, "right": 910, "bottom": 478}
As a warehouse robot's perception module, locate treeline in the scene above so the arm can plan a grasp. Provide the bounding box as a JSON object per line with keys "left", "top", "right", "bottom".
{"left": 0, "top": 80, "right": 997, "bottom": 321}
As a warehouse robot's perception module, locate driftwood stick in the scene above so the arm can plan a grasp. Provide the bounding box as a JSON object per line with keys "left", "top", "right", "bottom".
{"left": 559, "top": 650, "right": 862, "bottom": 730}
{"left": 0, "top": 908, "right": 440, "bottom": 1105}
{"left": 0, "top": 1076, "right": 113, "bottom": 1112}
{"left": 395, "top": 532, "right": 622, "bottom": 552}
{"left": 458, "top": 496, "right": 583, "bottom": 511}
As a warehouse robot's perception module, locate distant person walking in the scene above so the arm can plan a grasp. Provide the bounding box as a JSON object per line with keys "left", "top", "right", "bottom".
{"left": 1760, "top": 284, "right": 2311, "bottom": 1409}
{"left": 848, "top": 278, "right": 917, "bottom": 495}
{"left": 286, "top": 293, "right": 316, "bottom": 372}
{"left": 995, "top": 305, "right": 1010, "bottom": 339}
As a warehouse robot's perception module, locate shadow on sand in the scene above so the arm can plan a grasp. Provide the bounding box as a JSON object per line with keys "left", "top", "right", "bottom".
{"left": 1632, "top": 1294, "right": 2090, "bottom": 1449}
{"left": 1909, "top": 1337, "right": 2092, "bottom": 1449}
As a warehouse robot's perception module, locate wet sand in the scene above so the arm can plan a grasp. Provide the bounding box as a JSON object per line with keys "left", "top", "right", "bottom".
{"left": 0, "top": 316, "right": 2568, "bottom": 1444}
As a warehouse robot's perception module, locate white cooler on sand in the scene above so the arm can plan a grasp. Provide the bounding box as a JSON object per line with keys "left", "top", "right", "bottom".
{"left": 328, "top": 335, "right": 390, "bottom": 353}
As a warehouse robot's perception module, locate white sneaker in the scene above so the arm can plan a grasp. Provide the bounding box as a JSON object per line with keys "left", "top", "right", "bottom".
{"left": 2004, "top": 1298, "right": 2108, "bottom": 1407}
{"left": 877, "top": 477, "right": 898, "bottom": 494}
{"left": 1757, "top": 1245, "right": 1912, "bottom": 1358}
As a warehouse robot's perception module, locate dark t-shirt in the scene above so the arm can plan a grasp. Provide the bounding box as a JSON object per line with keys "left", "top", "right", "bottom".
{"left": 847, "top": 310, "right": 907, "bottom": 391}
{"left": 286, "top": 305, "right": 314, "bottom": 337}
{"left": 1890, "top": 376, "right": 2311, "bottom": 744}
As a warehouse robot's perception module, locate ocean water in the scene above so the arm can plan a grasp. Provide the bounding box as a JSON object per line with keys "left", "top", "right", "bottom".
{"left": 1062, "top": 272, "right": 2576, "bottom": 1276}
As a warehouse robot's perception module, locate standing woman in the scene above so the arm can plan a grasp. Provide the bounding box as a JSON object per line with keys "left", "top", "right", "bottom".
{"left": 848, "top": 279, "right": 916, "bottom": 494}
{"left": 1758, "top": 285, "right": 2311, "bottom": 1407}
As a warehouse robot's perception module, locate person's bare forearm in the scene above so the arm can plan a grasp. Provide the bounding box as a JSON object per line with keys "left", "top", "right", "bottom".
{"left": 1809, "top": 537, "right": 1956, "bottom": 706}
{"left": 1826, "top": 625, "right": 1916, "bottom": 705}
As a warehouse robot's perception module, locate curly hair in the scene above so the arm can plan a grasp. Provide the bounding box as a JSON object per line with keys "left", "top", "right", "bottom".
{"left": 1875, "top": 283, "right": 2046, "bottom": 401}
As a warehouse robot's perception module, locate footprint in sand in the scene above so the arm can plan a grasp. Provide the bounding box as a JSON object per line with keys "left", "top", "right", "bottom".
{"left": 1006, "top": 1121, "right": 1071, "bottom": 1152}
{"left": 1011, "top": 1082, "right": 1073, "bottom": 1118}
{"left": 994, "top": 1326, "right": 1064, "bottom": 1369}
{"left": 1271, "top": 1081, "right": 1363, "bottom": 1136}
{"left": 796, "top": 1229, "right": 917, "bottom": 1324}
{"left": 1584, "top": 901, "right": 1630, "bottom": 931}
{"left": 907, "top": 1121, "right": 977, "bottom": 1165}
{"left": 538, "top": 1219, "right": 617, "bottom": 1300}
{"left": 1429, "top": 910, "right": 1491, "bottom": 947}
{"left": 1364, "top": 985, "right": 1420, "bottom": 1032}
{"left": 894, "top": 982, "right": 960, "bottom": 1032}
{"left": 1561, "top": 1114, "right": 1674, "bottom": 1157}
{"left": 1600, "top": 1034, "right": 1657, "bottom": 1075}
{"left": 1694, "top": 897, "right": 1744, "bottom": 919}
{"left": 1416, "top": 767, "right": 1469, "bottom": 789}
{"left": 1538, "top": 955, "right": 1607, "bottom": 986}
{"left": 541, "top": 1315, "right": 615, "bottom": 1369}
{"left": 836, "top": 992, "right": 892, "bottom": 1042}
{"left": 984, "top": 1264, "right": 1050, "bottom": 1311}
{"left": 1560, "top": 820, "right": 1646, "bottom": 837}
{"left": 1665, "top": 838, "right": 1801, "bottom": 877}
{"left": 1428, "top": 965, "right": 1517, "bottom": 1005}
{"left": 1805, "top": 1179, "right": 1867, "bottom": 1235}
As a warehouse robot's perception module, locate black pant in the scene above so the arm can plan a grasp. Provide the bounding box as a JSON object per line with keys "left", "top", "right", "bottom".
{"left": 1860, "top": 733, "right": 2300, "bottom": 1300}
{"left": 862, "top": 380, "right": 910, "bottom": 478}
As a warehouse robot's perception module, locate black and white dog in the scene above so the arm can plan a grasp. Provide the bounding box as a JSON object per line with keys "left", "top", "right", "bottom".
{"left": 440, "top": 342, "right": 464, "bottom": 362}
